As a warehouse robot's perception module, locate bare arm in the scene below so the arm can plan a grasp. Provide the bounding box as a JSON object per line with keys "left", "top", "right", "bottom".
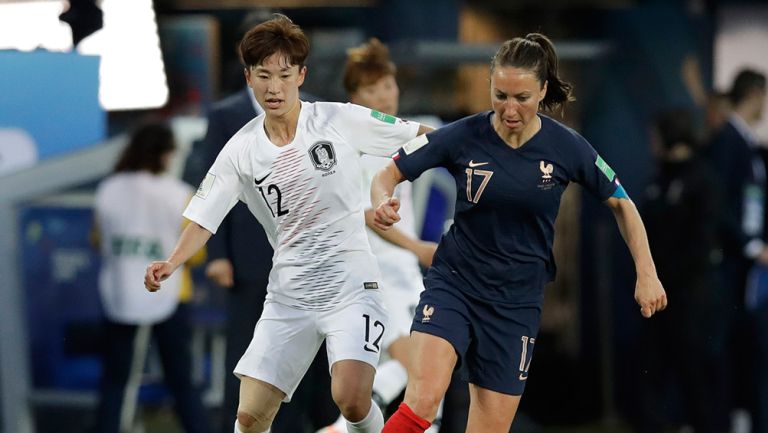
{"left": 364, "top": 208, "right": 437, "bottom": 267}
{"left": 604, "top": 196, "right": 667, "bottom": 318}
{"left": 417, "top": 124, "right": 434, "bottom": 135}
{"left": 144, "top": 221, "right": 212, "bottom": 292}
{"left": 371, "top": 161, "right": 407, "bottom": 231}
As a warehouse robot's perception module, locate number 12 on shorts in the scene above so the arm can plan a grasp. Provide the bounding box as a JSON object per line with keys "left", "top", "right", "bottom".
{"left": 363, "top": 314, "right": 385, "bottom": 353}
{"left": 518, "top": 336, "right": 535, "bottom": 381}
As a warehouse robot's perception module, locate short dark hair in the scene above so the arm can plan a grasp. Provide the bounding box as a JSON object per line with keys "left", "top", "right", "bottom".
{"left": 491, "top": 33, "right": 574, "bottom": 114}
{"left": 343, "top": 38, "right": 396, "bottom": 95}
{"left": 238, "top": 14, "right": 309, "bottom": 69}
{"left": 729, "top": 68, "right": 766, "bottom": 105}
{"left": 114, "top": 122, "right": 175, "bottom": 174}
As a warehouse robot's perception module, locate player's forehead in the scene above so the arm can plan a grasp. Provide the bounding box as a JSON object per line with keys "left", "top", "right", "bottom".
{"left": 251, "top": 52, "right": 299, "bottom": 73}
{"left": 491, "top": 66, "right": 541, "bottom": 93}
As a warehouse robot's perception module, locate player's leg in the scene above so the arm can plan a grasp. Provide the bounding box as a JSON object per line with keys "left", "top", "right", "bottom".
{"left": 464, "top": 384, "right": 521, "bottom": 433}
{"left": 401, "top": 331, "right": 456, "bottom": 419}
{"left": 330, "top": 359, "right": 382, "bottom": 431}
{"left": 463, "top": 303, "right": 541, "bottom": 433}
{"left": 235, "top": 376, "right": 285, "bottom": 433}
{"left": 383, "top": 279, "right": 472, "bottom": 433}
{"left": 233, "top": 301, "right": 324, "bottom": 432}
{"left": 322, "top": 292, "right": 390, "bottom": 433}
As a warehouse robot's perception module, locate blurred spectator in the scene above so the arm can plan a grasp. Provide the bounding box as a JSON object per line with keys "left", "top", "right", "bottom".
{"left": 636, "top": 108, "right": 728, "bottom": 433}
{"left": 182, "top": 12, "right": 332, "bottom": 433}
{"left": 92, "top": 122, "right": 213, "bottom": 433}
{"left": 705, "top": 91, "right": 731, "bottom": 140}
{"left": 709, "top": 68, "right": 767, "bottom": 433}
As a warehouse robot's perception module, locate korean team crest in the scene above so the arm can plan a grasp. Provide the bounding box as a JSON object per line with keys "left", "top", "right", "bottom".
{"left": 308, "top": 141, "right": 337, "bottom": 172}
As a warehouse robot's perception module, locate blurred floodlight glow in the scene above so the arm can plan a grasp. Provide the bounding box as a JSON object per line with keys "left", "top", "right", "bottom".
{"left": 0, "top": 1, "right": 73, "bottom": 52}
{"left": 78, "top": 0, "right": 169, "bottom": 110}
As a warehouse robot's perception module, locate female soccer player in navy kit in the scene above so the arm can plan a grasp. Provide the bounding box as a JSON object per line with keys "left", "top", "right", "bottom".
{"left": 372, "top": 33, "right": 668, "bottom": 433}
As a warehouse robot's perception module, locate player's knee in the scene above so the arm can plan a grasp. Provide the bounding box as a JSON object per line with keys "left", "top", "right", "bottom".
{"left": 333, "top": 393, "right": 371, "bottom": 422}
{"left": 236, "top": 408, "right": 272, "bottom": 433}
{"left": 404, "top": 388, "right": 442, "bottom": 421}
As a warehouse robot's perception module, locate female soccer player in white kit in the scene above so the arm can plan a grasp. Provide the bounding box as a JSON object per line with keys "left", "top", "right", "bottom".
{"left": 144, "top": 15, "right": 431, "bottom": 433}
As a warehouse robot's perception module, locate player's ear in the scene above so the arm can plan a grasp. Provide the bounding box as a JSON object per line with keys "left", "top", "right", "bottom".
{"left": 539, "top": 80, "right": 548, "bottom": 102}
{"left": 297, "top": 65, "right": 307, "bottom": 87}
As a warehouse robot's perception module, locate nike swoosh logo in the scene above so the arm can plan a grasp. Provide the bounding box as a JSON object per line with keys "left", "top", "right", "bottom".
{"left": 519, "top": 373, "right": 528, "bottom": 381}
{"left": 254, "top": 172, "right": 272, "bottom": 185}
{"left": 468, "top": 160, "right": 489, "bottom": 168}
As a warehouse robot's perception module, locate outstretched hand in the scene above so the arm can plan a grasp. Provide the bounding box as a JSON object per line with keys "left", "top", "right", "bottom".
{"left": 373, "top": 196, "right": 401, "bottom": 230}
{"left": 144, "top": 261, "right": 176, "bottom": 292}
{"left": 634, "top": 275, "right": 667, "bottom": 318}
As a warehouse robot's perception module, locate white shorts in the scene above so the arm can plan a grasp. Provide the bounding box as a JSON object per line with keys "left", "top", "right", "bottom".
{"left": 233, "top": 291, "right": 388, "bottom": 401}
{"left": 379, "top": 263, "right": 424, "bottom": 349}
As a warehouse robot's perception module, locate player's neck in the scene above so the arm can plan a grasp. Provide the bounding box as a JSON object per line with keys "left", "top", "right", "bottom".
{"left": 264, "top": 100, "right": 302, "bottom": 146}
{"left": 493, "top": 114, "right": 541, "bottom": 149}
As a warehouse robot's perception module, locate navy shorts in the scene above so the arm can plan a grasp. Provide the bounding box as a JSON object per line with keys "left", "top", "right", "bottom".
{"left": 411, "top": 271, "right": 542, "bottom": 396}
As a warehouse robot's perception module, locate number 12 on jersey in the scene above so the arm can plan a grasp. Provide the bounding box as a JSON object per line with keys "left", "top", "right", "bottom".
{"left": 256, "top": 183, "right": 289, "bottom": 217}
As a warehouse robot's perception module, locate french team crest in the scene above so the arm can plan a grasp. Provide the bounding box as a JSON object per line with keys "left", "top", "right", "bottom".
{"left": 308, "top": 141, "right": 337, "bottom": 171}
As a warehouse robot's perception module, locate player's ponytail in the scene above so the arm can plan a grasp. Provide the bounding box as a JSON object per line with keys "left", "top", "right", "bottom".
{"left": 491, "top": 33, "right": 574, "bottom": 114}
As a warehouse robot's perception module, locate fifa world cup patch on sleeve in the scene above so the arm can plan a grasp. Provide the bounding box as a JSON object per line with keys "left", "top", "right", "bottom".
{"left": 402, "top": 134, "right": 429, "bottom": 155}
{"left": 595, "top": 155, "right": 616, "bottom": 181}
{"left": 370, "top": 109, "right": 397, "bottom": 124}
{"left": 196, "top": 173, "right": 216, "bottom": 199}
{"left": 363, "top": 282, "right": 379, "bottom": 290}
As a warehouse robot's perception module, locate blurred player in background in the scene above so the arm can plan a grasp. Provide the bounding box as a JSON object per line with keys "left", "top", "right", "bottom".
{"left": 318, "top": 38, "right": 441, "bottom": 433}
{"left": 372, "top": 33, "right": 667, "bottom": 433}
{"left": 94, "top": 122, "right": 213, "bottom": 433}
{"left": 144, "top": 15, "right": 431, "bottom": 433}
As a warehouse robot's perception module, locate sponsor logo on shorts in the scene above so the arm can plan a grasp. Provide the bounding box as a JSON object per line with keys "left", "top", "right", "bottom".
{"left": 363, "top": 282, "right": 379, "bottom": 290}
{"left": 519, "top": 373, "right": 528, "bottom": 381}
{"left": 421, "top": 305, "right": 435, "bottom": 323}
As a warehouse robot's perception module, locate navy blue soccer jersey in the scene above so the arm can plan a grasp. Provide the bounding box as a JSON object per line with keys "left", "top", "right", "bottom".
{"left": 394, "top": 112, "right": 621, "bottom": 305}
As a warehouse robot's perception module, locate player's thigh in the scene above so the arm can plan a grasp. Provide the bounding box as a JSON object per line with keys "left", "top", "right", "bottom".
{"left": 321, "top": 291, "right": 389, "bottom": 371}
{"left": 403, "top": 330, "right": 457, "bottom": 415}
{"left": 237, "top": 376, "right": 285, "bottom": 430}
{"left": 234, "top": 301, "right": 324, "bottom": 402}
{"left": 329, "top": 359, "right": 376, "bottom": 408}
{"left": 465, "top": 304, "right": 541, "bottom": 396}
{"left": 380, "top": 269, "right": 423, "bottom": 350}
{"left": 465, "top": 383, "right": 521, "bottom": 433}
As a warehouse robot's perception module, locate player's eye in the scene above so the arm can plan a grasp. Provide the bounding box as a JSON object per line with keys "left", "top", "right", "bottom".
{"left": 495, "top": 93, "right": 506, "bottom": 100}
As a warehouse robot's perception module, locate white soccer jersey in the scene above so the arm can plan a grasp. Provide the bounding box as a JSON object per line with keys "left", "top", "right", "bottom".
{"left": 95, "top": 171, "right": 192, "bottom": 324}
{"left": 184, "top": 101, "right": 420, "bottom": 311}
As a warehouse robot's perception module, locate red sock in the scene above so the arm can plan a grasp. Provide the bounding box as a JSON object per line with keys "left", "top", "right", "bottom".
{"left": 382, "top": 403, "right": 431, "bottom": 433}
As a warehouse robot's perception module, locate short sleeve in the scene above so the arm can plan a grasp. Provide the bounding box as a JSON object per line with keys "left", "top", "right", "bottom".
{"left": 183, "top": 143, "right": 243, "bottom": 234}
{"left": 394, "top": 127, "right": 451, "bottom": 181}
{"left": 570, "top": 134, "right": 620, "bottom": 201}
{"left": 338, "top": 103, "right": 420, "bottom": 157}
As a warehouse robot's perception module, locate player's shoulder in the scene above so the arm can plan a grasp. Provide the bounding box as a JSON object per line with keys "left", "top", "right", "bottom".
{"left": 427, "top": 111, "right": 487, "bottom": 144}
{"left": 221, "top": 115, "right": 265, "bottom": 156}
{"left": 539, "top": 114, "right": 591, "bottom": 156}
